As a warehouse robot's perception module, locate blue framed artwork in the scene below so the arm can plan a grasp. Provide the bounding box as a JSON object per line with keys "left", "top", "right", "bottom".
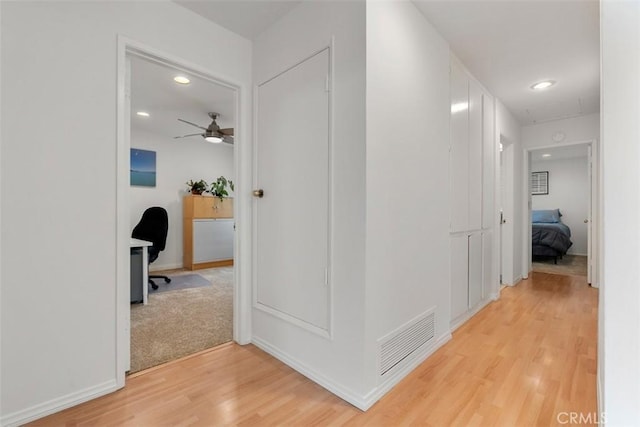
{"left": 130, "top": 148, "right": 156, "bottom": 187}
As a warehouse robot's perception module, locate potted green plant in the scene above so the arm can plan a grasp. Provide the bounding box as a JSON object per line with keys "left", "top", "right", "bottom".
{"left": 186, "top": 179, "right": 208, "bottom": 195}
{"left": 210, "top": 176, "right": 234, "bottom": 201}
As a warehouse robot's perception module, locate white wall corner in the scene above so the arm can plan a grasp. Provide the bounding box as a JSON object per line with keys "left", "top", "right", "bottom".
{"left": 450, "top": 297, "right": 495, "bottom": 333}
{"left": 251, "top": 337, "right": 369, "bottom": 410}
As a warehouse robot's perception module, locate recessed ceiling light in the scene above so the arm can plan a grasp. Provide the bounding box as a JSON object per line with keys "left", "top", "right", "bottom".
{"left": 542, "top": 153, "right": 552, "bottom": 158}
{"left": 173, "top": 75, "right": 190, "bottom": 85}
{"left": 531, "top": 80, "right": 556, "bottom": 90}
{"left": 136, "top": 111, "right": 150, "bottom": 117}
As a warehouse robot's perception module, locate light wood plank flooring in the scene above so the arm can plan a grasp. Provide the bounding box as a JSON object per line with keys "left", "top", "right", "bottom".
{"left": 30, "top": 272, "right": 597, "bottom": 426}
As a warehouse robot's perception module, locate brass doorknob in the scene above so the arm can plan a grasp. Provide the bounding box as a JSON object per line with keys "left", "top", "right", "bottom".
{"left": 584, "top": 219, "right": 589, "bottom": 223}
{"left": 253, "top": 189, "right": 264, "bottom": 198}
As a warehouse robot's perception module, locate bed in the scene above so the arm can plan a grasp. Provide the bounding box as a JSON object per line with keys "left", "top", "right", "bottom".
{"left": 532, "top": 209, "right": 573, "bottom": 264}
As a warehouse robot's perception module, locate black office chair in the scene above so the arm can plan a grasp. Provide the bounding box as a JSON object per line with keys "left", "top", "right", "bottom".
{"left": 132, "top": 207, "right": 171, "bottom": 290}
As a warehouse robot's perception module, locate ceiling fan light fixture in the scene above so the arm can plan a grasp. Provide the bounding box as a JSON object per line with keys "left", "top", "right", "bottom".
{"left": 531, "top": 80, "right": 555, "bottom": 90}
{"left": 205, "top": 136, "right": 223, "bottom": 143}
{"left": 173, "top": 75, "right": 191, "bottom": 85}
{"left": 136, "top": 111, "right": 150, "bottom": 117}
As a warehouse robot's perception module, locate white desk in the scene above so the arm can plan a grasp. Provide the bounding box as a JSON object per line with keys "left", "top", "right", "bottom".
{"left": 130, "top": 238, "right": 153, "bottom": 305}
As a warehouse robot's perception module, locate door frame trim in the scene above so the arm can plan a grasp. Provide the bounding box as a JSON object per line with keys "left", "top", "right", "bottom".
{"left": 521, "top": 139, "right": 598, "bottom": 286}
{"left": 116, "top": 36, "right": 251, "bottom": 388}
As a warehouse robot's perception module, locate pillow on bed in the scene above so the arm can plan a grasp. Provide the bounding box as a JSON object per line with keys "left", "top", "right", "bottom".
{"left": 532, "top": 209, "right": 562, "bottom": 223}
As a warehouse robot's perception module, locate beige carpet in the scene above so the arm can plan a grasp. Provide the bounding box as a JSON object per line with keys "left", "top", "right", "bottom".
{"left": 532, "top": 254, "right": 587, "bottom": 277}
{"left": 130, "top": 267, "right": 233, "bottom": 373}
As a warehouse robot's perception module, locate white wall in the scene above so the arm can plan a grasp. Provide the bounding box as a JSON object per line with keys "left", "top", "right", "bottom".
{"left": 252, "top": 0, "right": 369, "bottom": 404}
{"left": 366, "top": 0, "right": 451, "bottom": 399}
{"left": 0, "top": 1, "right": 251, "bottom": 424}
{"left": 129, "top": 128, "right": 234, "bottom": 271}
{"left": 600, "top": 0, "right": 640, "bottom": 423}
{"left": 522, "top": 113, "right": 599, "bottom": 149}
{"left": 531, "top": 156, "right": 589, "bottom": 255}
{"left": 496, "top": 100, "right": 523, "bottom": 285}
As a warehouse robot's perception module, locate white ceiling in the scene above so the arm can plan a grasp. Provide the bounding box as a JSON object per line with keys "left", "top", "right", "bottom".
{"left": 130, "top": 55, "right": 235, "bottom": 145}
{"left": 174, "top": 0, "right": 302, "bottom": 40}
{"left": 168, "top": 0, "right": 599, "bottom": 127}
{"left": 413, "top": 0, "right": 600, "bottom": 125}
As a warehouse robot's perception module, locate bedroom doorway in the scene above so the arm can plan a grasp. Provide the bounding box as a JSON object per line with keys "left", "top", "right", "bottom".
{"left": 127, "top": 54, "right": 237, "bottom": 373}
{"left": 524, "top": 141, "right": 596, "bottom": 285}
{"left": 116, "top": 39, "right": 250, "bottom": 387}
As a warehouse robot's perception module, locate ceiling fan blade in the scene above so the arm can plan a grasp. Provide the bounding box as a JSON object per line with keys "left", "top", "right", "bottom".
{"left": 178, "top": 118, "right": 208, "bottom": 131}
{"left": 223, "top": 135, "right": 234, "bottom": 144}
{"left": 219, "top": 128, "right": 234, "bottom": 136}
{"left": 173, "top": 133, "right": 203, "bottom": 139}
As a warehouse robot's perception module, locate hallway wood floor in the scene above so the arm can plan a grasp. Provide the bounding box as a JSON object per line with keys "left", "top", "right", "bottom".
{"left": 31, "top": 272, "right": 597, "bottom": 426}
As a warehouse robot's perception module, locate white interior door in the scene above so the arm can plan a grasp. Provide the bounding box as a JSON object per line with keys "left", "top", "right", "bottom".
{"left": 450, "top": 61, "right": 469, "bottom": 233}
{"left": 255, "top": 49, "right": 330, "bottom": 331}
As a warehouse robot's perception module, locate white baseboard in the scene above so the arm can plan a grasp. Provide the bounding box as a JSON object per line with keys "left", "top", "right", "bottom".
{"left": 1, "top": 379, "right": 118, "bottom": 427}
{"left": 252, "top": 331, "right": 451, "bottom": 412}
{"left": 361, "top": 332, "right": 451, "bottom": 410}
{"left": 450, "top": 296, "right": 495, "bottom": 333}
{"left": 251, "top": 337, "right": 369, "bottom": 410}
{"left": 503, "top": 275, "right": 523, "bottom": 287}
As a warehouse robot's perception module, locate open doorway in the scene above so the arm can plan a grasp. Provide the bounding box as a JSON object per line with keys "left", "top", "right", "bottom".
{"left": 118, "top": 44, "right": 243, "bottom": 376}
{"left": 524, "top": 141, "right": 596, "bottom": 284}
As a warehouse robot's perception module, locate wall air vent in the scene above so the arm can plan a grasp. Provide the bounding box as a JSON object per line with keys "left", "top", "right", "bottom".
{"left": 379, "top": 309, "right": 435, "bottom": 377}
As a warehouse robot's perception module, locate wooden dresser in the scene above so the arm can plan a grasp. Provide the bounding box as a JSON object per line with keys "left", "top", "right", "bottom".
{"left": 183, "top": 195, "right": 234, "bottom": 270}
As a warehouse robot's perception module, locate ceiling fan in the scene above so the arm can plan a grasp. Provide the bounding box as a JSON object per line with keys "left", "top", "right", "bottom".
{"left": 174, "top": 112, "right": 234, "bottom": 144}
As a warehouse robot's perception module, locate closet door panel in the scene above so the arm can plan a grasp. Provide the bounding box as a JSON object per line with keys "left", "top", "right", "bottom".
{"left": 255, "top": 48, "right": 330, "bottom": 330}
{"left": 482, "top": 231, "right": 493, "bottom": 300}
{"left": 451, "top": 234, "right": 470, "bottom": 320}
{"left": 468, "top": 232, "right": 483, "bottom": 308}
{"left": 482, "top": 94, "right": 495, "bottom": 229}
{"left": 450, "top": 62, "right": 469, "bottom": 232}
{"left": 468, "top": 80, "right": 483, "bottom": 231}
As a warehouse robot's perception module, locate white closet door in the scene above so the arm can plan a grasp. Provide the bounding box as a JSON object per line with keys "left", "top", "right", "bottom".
{"left": 482, "top": 93, "right": 495, "bottom": 230}
{"left": 451, "top": 234, "right": 469, "bottom": 320}
{"left": 468, "top": 80, "right": 483, "bottom": 231}
{"left": 450, "top": 61, "right": 469, "bottom": 232}
{"left": 482, "top": 231, "right": 493, "bottom": 300}
{"left": 255, "top": 49, "right": 330, "bottom": 330}
{"left": 468, "top": 233, "right": 483, "bottom": 308}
